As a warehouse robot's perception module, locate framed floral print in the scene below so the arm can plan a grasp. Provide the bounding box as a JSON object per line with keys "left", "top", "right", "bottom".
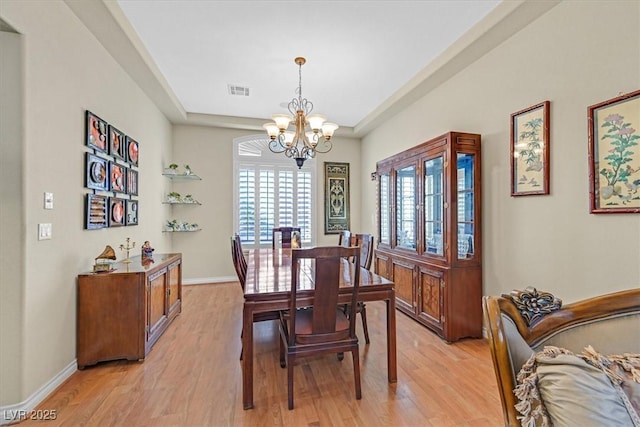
{"left": 588, "top": 90, "right": 640, "bottom": 214}
{"left": 510, "top": 101, "right": 550, "bottom": 196}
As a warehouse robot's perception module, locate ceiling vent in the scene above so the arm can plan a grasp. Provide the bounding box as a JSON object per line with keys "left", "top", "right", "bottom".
{"left": 228, "top": 85, "right": 250, "bottom": 96}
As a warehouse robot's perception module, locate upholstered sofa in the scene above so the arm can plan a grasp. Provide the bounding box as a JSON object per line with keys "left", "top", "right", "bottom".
{"left": 483, "top": 287, "right": 640, "bottom": 426}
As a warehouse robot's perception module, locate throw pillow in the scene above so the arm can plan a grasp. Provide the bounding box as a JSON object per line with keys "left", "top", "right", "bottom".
{"left": 514, "top": 346, "right": 640, "bottom": 427}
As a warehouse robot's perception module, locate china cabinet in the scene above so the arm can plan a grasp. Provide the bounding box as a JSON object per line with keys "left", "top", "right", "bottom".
{"left": 374, "top": 131, "right": 482, "bottom": 342}
{"left": 77, "top": 254, "right": 182, "bottom": 368}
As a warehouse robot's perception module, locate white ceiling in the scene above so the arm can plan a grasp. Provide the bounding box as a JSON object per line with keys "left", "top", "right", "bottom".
{"left": 116, "top": 0, "right": 501, "bottom": 130}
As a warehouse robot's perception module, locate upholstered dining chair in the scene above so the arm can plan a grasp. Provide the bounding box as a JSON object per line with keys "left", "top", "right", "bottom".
{"left": 279, "top": 246, "right": 362, "bottom": 410}
{"left": 272, "top": 227, "right": 301, "bottom": 249}
{"left": 231, "top": 234, "right": 281, "bottom": 360}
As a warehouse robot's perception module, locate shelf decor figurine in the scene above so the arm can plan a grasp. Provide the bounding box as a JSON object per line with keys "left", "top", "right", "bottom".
{"left": 119, "top": 237, "right": 136, "bottom": 263}
{"left": 184, "top": 164, "right": 192, "bottom": 176}
{"left": 141, "top": 240, "right": 154, "bottom": 259}
{"left": 93, "top": 245, "right": 116, "bottom": 273}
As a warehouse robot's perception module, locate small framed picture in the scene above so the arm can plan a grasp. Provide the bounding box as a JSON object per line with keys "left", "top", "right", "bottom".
{"left": 86, "top": 111, "right": 108, "bottom": 153}
{"left": 588, "top": 90, "right": 640, "bottom": 213}
{"left": 510, "top": 101, "right": 550, "bottom": 196}
{"left": 109, "top": 125, "right": 126, "bottom": 161}
{"left": 85, "top": 194, "right": 108, "bottom": 229}
{"left": 126, "top": 200, "right": 139, "bottom": 226}
{"left": 85, "top": 153, "right": 108, "bottom": 191}
{"left": 109, "top": 162, "right": 126, "bottom": 193}
{"left": 126, "top": 168, "right": 138, "bottom": 195}
{"left": 127, "top": 136, "right": 139, "bottom": 167}
{"left": 109, "top": 197, "right": 126, "bottom": 227}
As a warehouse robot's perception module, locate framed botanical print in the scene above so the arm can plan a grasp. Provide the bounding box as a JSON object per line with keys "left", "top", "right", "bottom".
{"left": 86, "top": 111, "right": 108, "bottom": 153}
{"left": 324, "top": 162, "right": 350, "bottom": 234}
{"left": 510, "top": 101, "right": 550, "bottom": 196}
{"left": 588, "top": 90, "right": 640, "bottom": 213}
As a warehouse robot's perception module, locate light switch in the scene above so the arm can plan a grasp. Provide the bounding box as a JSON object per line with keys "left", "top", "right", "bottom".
{"left": 38, "top": 223, "right": 52, "bottom": 240}
{"left": 44, "top": 192, "right": 54, "bottom": 209}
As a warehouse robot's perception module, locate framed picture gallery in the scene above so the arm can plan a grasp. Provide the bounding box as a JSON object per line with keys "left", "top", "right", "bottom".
{"left": 84, "top": 110, "right": 140, "bottom": 229}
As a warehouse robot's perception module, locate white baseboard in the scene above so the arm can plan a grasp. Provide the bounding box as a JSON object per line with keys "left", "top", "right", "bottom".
{"left": 182, "top": 276, "right": 237, "bottom": 285}
{"left": 0, "top": 360, "right": 76, "bottom": 425}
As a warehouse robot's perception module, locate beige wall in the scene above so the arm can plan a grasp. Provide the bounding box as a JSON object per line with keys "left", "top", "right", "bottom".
{"left": 361, "top": 0, "right": 640, "bottom": 304}
{"left": 0, "top": 1, "right": 173, "bottom": 405}
{"left": 171, "top": 125, "right": 361, "bottom": 280}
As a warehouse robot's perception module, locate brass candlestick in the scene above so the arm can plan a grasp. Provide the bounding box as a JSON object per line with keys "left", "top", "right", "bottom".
{"left": 119, "top": 237, "right": 136, "bottom": 263}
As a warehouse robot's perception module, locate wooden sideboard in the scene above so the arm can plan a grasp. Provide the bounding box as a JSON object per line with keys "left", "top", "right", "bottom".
{"left": 77, "top": 253, "right": 182, "bottom": 369}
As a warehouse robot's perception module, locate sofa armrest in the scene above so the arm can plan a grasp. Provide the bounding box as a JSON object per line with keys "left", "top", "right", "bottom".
{"left": 483, "top": 287, "right": 640, "bottom": 426}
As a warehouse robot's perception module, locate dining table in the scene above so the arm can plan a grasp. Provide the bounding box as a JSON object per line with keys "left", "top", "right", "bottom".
{"left": 242, "top": 248, "right": 397, "bottom": 409}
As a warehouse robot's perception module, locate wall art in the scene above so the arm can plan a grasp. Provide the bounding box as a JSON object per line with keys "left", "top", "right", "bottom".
{"left": 324, "top": 162, "right": 350, "bottom": 234}
{"left": 86, "top": 111, "right": 108, "bottom": 153}
{"left": 85, "top": 194, "right": 108, "bottom": 229}
{"left": 588, "top": 90, "right": 640, "bottom": 213}
{"left": 109, "top": 125, "right": 126, "bottom": 161}
{"left": 85, "top": 152, "right": 108, "bottom": 191}
{"left": 109, "top": 162, "right": 126, "bottom": 193}
{"left": 510, "top": 101, "right": 550, "bottom": 196}
{"left": 109, "top": 197, "right": 126, "bottom": 227}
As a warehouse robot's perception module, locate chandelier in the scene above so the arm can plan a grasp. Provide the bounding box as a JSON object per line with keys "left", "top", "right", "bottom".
{"left": 263, "top": 57, "right": 338, "bottom": 168}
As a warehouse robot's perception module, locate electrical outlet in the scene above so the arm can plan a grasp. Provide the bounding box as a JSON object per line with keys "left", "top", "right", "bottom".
{"left": 38, "top": 223, "right": 52, "bottom": 240}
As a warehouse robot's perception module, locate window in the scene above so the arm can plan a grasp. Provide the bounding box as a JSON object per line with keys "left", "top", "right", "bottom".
{"left": 234, "top": 135, "right": 315, "bottom": 247}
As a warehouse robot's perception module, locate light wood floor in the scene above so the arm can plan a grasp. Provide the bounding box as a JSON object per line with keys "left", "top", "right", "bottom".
{"left": 22, "top": 283, "right": 504, "bottom": 426}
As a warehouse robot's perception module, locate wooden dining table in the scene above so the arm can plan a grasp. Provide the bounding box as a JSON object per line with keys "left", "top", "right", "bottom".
{"left": 242, "top": 248, "right": 397, "bottom": 409}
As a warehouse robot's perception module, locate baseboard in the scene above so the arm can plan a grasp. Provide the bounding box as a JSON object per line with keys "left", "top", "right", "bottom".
{"left": 182, "top": 276, "right": 237, "bottom": 285}
{"left": 0, "top": 359, "right": 76, "bottom": 425}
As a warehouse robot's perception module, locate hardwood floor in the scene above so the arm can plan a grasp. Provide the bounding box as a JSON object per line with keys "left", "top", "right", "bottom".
{"left": 21, "top": 283, "right": 504, "bottom": 426}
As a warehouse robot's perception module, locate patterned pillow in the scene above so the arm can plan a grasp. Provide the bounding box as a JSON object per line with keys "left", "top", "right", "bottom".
{"left": 514, "top": 346, "right": 640, "bottom": 427}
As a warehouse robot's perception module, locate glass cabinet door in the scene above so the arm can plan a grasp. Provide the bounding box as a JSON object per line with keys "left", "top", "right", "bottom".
{"left": 456, "top": 153, "right": 475, "bottom": 259}
{"left": 396, "top": 165, "right": 416, "bottom": 250}
{"left": 379, "top": 173, "right": 391, "bottom": 245}
{"left": 424, "top": 156, "right": 444, "bottom": 256}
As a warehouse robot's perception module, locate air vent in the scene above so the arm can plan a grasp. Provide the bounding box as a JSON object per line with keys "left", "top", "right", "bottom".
{"left": 228, "top": 85, "right": 250, "bottom": 96}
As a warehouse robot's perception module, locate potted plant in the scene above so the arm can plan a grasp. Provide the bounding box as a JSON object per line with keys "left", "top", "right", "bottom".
{"left": 164, "top": 163, "right": 179, "bottom": 175}
{"left": 167, "top": 192, "right": 181, "bottom": 203}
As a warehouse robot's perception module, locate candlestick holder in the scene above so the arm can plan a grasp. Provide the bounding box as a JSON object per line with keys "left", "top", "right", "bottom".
{"left": 119, "top": 237, "right": 136, "bottom": 263}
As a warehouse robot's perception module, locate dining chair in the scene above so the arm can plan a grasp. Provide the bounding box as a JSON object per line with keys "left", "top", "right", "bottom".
{"left": 278, "top": 246, "right": 362, "bottom": 410}
{"left": 342, "top": 233, "right": 374, "bottom": 344}
{"left": 338, "top": 230, "right": 351, "bottom": 247}
{"left": 272, "top": 227, "right": 301, "bottom": 249}
{"left": 231, "top": 234, "right": 281, "bottom": 360}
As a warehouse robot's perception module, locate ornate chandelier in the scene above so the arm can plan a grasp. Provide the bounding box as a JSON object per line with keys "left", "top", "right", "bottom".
{"left": 263, "top": 57, "right": 338, "bottom": 169}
